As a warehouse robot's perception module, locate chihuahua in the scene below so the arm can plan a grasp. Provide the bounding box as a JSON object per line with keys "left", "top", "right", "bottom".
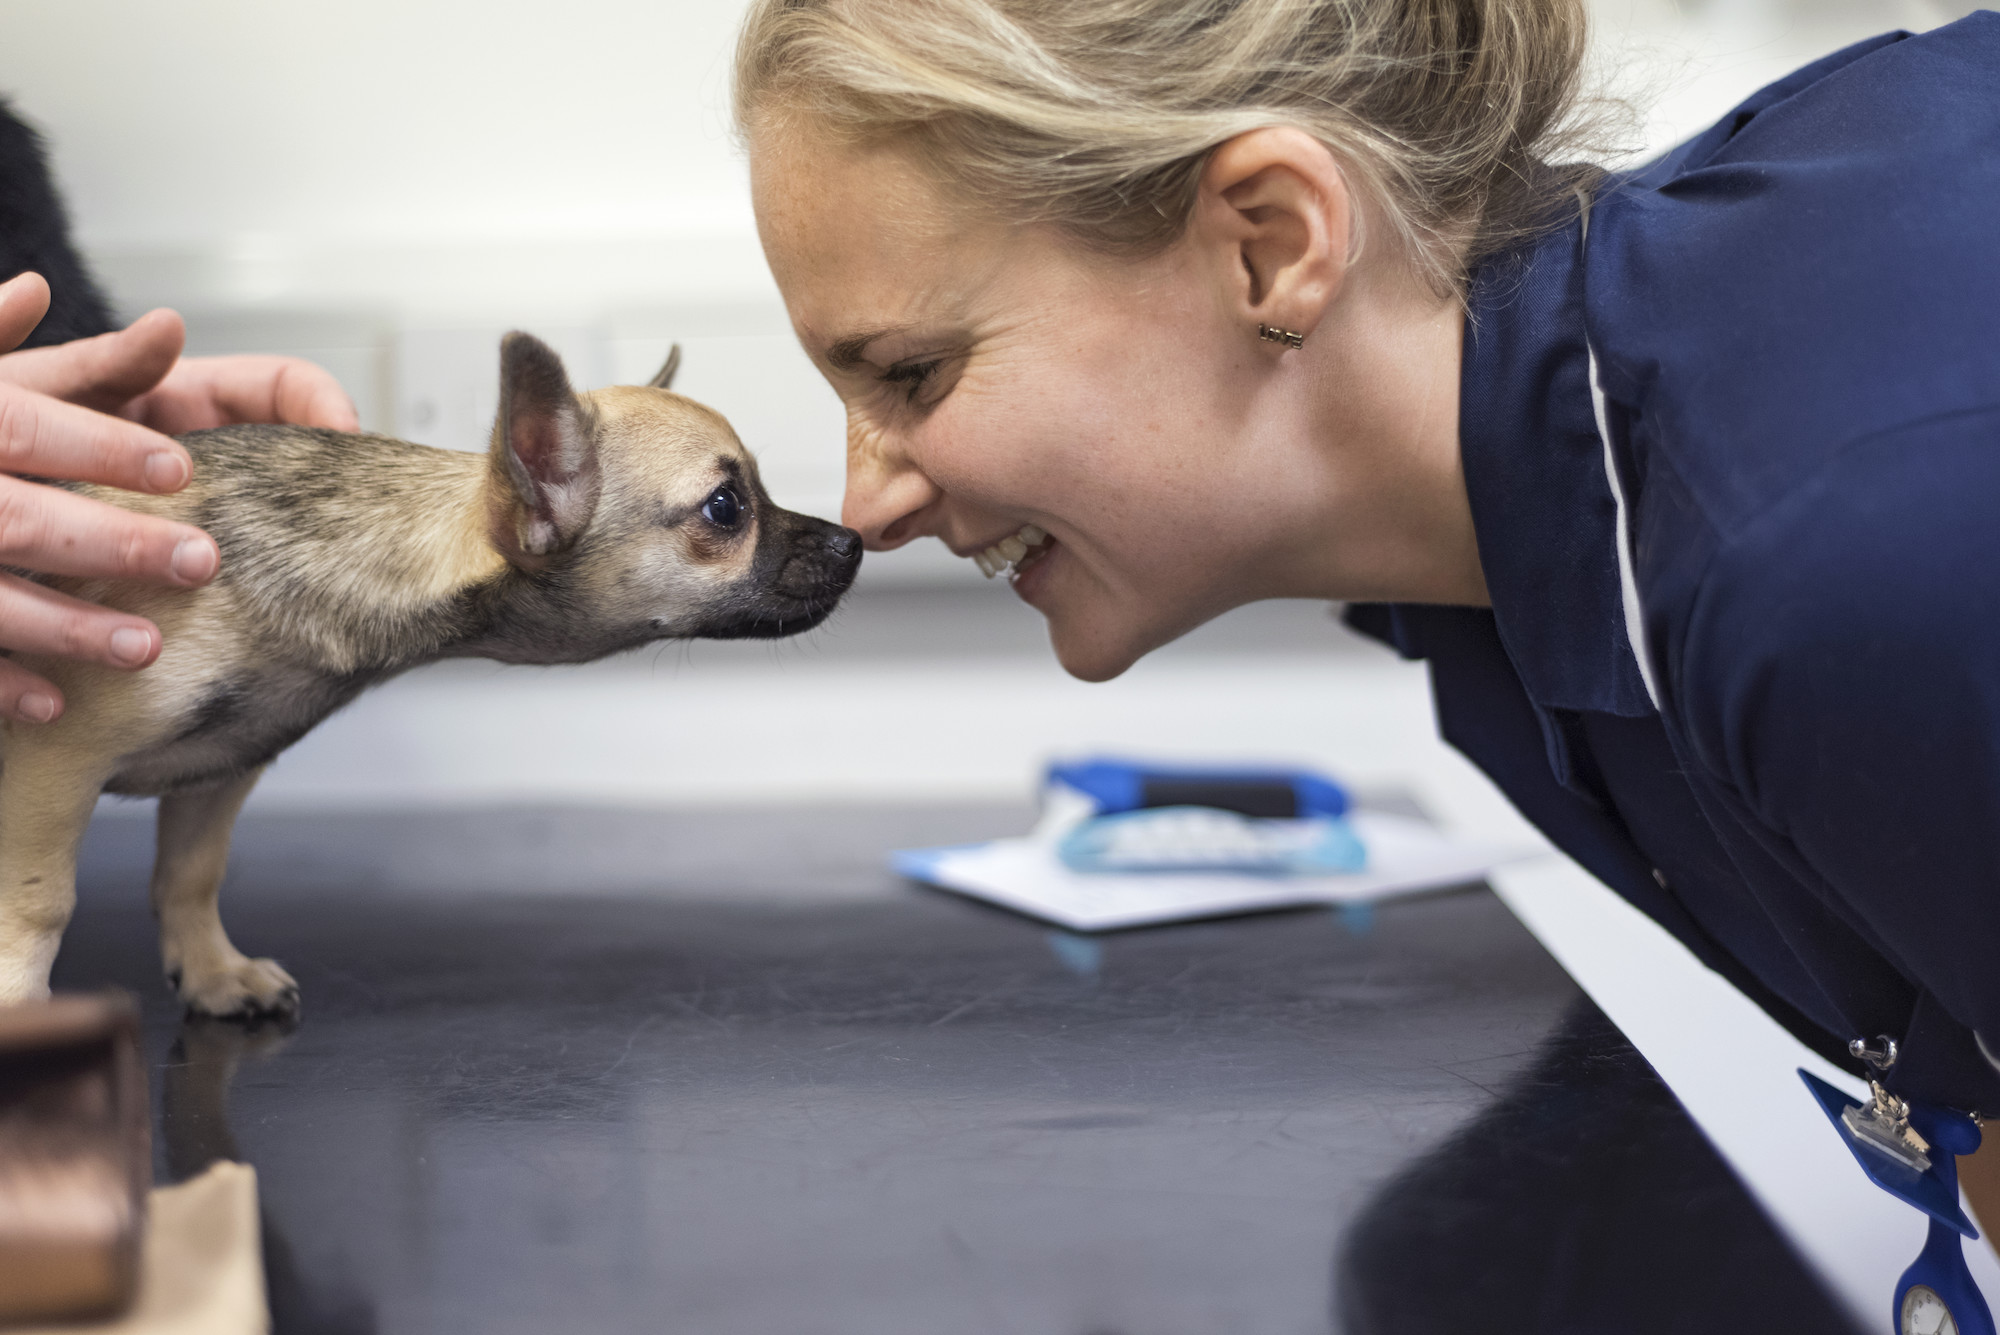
{"left": 0, "top": 333, "right": 861, "bottom": 1017}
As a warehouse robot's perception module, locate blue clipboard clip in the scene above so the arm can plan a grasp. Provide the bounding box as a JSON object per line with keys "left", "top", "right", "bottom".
{"left": 1800, "top": 1066, "right": 1995, "bottom": 1334}
{"left": 1043, "top": 758, "right": 1350, "bottom": 821}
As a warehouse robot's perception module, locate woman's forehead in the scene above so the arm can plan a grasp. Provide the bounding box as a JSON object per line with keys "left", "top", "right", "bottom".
{"left": 751, "top": 124, "right": 1012, "bottom": 348}
{"left": 753, "top": 124, "right": 954, "bottom": 263}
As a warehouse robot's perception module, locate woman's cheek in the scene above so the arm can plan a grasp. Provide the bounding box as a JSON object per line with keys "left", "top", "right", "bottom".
{"left": 925, "top": 355, "right": 1164, "bottom": 541}
{"left": 917, "top": 384, "right": 1043, "bottom": 503}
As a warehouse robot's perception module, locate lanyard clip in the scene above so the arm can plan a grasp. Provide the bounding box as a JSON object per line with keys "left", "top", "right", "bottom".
{"left": 1802, "top": 1053, "right": 1994, "bottom": 1335}
{"left": 1844, "top": 1035, "right": 1934, "bottom": 1175}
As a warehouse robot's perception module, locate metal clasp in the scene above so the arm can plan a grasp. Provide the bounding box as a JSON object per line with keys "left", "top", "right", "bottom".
{"left": 1842, "top": 1034, "right": 1933, "bottom": 1174}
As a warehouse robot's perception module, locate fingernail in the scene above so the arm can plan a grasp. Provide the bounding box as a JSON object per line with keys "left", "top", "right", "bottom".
{"left": 17, "top": 693, "right": 55, "bottom": 723}
{"left": 144, "top": 451, "right": 189, "bottom": 491}
{"left": 171, "top": 537, "right": 217, "bottom": 584}
{"left": 110, "top": 627, "right": 152, "bottom": 666}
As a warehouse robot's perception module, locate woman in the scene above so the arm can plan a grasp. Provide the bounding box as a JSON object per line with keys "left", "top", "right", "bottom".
{"left": 733, "top": 0, "right": 2000, "bottom": 1121}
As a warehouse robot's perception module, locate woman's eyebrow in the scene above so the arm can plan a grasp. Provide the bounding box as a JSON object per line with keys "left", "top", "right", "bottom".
{"left": 825, "top": 326, "right": 908, "bottom": 371}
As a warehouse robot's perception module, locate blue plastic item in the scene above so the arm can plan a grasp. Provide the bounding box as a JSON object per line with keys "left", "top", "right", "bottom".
{"left": 1044, "top": 759, "right": 1350, "bottom": 821}
{"left": 1799, "top": 1069, "right": 1995, "bottom": 1335}
{"left": 1056, "top": 806, "right": 1367, "bottom": 875}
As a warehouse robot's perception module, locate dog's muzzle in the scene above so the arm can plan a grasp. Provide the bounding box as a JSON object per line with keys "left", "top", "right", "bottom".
{"left": 706, "top": 516, "right": 862, "bottom": 639}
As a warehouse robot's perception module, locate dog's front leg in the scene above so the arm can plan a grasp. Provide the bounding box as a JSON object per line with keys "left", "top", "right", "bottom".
{"left": 0, "top": 744, "right": 111, "bottom": 1003}
{"left": 153, "top": 767, "right": 298, "bottom": 1020}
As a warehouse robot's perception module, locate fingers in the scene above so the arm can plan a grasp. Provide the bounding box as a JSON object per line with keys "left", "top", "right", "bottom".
{"left": 263, "top": 356, "right": 361, "bottom": 431}
{"left": 0, "top": 569, "right": 161, "bottom": 668}
{"left": 0, "top": 475, "right": 217, "bottom": 586}
{"left": 0, "top": 273, "right": 52, "bottom": 356}
{"left": 0, "top": 571, "right": 173, "bottom": 723}
{"left": 0, "top": 307, "right": 184, "bottom": 411}
{"left": 0, "top": 656, "right": 65, "bottom": 724}
{"left": 132, "top": 354, "right": 360, "bottom": 434}
{"left": 0, "top": 380, "right": 193, "bottom": 492}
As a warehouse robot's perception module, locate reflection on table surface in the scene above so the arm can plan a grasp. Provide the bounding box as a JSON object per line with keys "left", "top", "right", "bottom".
{"left": 62, "top": 805, "right": 1859, "bottom": 1334}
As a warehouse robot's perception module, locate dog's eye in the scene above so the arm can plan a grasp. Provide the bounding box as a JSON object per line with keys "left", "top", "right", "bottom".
{"left": 700, "top": 486, "right": 743, "bottom": 529}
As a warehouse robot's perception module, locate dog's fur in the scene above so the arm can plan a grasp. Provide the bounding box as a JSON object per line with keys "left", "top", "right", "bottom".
{"left": 0, "top": 333, "right": 860, "bottom": 1015}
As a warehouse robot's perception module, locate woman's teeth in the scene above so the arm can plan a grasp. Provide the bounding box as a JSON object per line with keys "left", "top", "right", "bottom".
{"left": 973, "top": 524, "right": 1049, "bottom": 578}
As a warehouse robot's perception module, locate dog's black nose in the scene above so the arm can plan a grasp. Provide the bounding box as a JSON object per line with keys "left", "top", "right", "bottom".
{"left": 825, "top": 528, "right": 862, "bottom": 563}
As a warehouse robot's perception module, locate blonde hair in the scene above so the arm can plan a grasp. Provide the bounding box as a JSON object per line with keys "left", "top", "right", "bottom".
{"left": 735, "top": 0, "right": 1608, "bottom": 298}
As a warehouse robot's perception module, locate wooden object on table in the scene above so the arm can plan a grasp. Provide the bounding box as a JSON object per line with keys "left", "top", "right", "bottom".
{"left": 0, "top": 994, "right": 150, "bottom": 1325}
{"left": 10, "top": 1162, "right": 266, "bottom": 1335}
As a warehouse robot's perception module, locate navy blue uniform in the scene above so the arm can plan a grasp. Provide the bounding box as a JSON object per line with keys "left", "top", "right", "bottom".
{"left": 1349, "top": 14, "right": 2000, "bottom": 1110}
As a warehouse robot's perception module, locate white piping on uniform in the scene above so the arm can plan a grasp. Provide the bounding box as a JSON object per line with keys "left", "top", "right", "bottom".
{"left": 1978, "top": 1029, "right": 2000, "bottom": 1078}
{"left": 1579, "top": 199, "right": 1663, "bottom": 713}
{"left": 1587, "top": 348, "right": 1662, "bottom": 713}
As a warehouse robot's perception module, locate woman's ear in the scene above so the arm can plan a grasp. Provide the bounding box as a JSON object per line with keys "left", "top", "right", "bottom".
{"left": 1190, "top": 127, "right": 1354, "bottom": 342}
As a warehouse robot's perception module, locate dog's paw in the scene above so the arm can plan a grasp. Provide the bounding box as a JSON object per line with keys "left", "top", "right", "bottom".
{"left": 175, "top": 955, "right": 301, "bottom": 1021}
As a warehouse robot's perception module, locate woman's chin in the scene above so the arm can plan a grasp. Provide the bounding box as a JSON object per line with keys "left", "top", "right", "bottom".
{"left": 1012, "top": 543, "right": 1161, "bottom": 681}
{"left": 1051, "top": 635, "right": 1138, "bottom": 683}
{"left": 1044, "top": 604, "right": 1150, "bottom": 683}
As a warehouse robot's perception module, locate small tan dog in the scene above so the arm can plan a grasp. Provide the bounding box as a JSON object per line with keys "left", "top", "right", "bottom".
{"left": 0, "top": 333, "right": 860, "bottom": 1017}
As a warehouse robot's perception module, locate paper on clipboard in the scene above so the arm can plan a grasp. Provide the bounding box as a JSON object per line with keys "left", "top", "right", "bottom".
{"left": 893, "top": 809, "right": 1539, "bottom": 933}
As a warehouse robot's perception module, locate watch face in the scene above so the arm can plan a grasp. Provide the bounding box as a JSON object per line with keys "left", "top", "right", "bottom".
{"left": 1902, "top": 1284, "right": 1958, "bottom": 1335}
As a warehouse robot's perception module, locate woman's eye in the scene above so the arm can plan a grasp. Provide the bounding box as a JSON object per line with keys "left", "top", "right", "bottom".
{"left": 700, "top": 486, "right": 743, "bottom": 529}
{"left": 882, "top": 358, "right": 946, "bottom": 407}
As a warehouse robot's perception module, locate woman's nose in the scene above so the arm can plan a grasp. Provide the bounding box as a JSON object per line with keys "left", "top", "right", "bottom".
{"left": 843, "top": 433, "right": 943, "bottom": 551}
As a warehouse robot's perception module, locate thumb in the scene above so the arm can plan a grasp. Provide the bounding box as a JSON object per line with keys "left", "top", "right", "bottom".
{"left": 0, "top": 273, "right": 51, "bottom": 355}
{"left": 0, "top": 307, "right": 186, "bottom": 411}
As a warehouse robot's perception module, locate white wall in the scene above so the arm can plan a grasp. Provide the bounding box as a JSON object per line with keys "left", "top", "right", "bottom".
{"left": 0, "top": 0, "right": 770, "bottom": 310}
{"left": 1589, "top": 0, "right": 1972, "bottom": 153}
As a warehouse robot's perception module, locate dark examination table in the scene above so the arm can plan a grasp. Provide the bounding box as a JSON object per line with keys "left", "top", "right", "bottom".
{"left": 60, "top": 804, "right": 1859, "bottom": 1334}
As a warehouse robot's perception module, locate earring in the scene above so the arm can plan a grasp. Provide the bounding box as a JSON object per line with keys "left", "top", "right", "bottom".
{"left": 1257, "top": 323, "right": 1305, "bottom": 350}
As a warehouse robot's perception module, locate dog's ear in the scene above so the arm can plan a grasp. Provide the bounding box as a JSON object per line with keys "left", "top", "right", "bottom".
{"left": 490, "top": 331, "right": 599, "bottom": 564}
{"left": 644, "top": 343, "right": 681, "bottom": 391}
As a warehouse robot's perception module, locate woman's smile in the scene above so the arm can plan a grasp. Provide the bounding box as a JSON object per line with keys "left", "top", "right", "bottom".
{"left": 963, "top": 523, "right": 1050, "bottom": 580}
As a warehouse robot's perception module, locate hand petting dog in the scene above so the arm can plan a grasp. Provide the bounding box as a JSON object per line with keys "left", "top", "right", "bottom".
{"left": 0, "top": 271, "right": 356, "bottom": 724}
